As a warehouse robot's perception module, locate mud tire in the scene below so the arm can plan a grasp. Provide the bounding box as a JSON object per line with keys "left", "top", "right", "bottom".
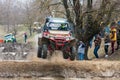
{"left": 63, "top": 52, "right": 69, "bottom": 59}
{"left": 37, "top": 46, "right": 42, "bottom": 58}
{"left": 69, "top": 46, "right": 76, "bottom": 61}
{"left": 42, "top": 44, "right": 48, "bottom": 59}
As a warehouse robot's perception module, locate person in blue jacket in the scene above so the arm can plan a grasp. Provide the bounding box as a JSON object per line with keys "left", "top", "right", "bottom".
{"left": 77, "top": 41, "right": 85, "bottom": 60}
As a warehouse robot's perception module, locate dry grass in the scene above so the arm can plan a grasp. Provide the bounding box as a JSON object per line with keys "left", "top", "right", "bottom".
{"left": 0, "top": 25, "right": 7, "bottom": 39}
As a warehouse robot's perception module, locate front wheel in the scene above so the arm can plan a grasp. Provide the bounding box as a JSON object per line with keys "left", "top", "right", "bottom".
{"left": 37, "top": 44, "right": 48, "bottom": 59}
{"left": 42, "top": 44, "right": 48, "bottom": 59}
{"left": 37, "top": 46, "right": 42, "bottom": 58}
{"left": 63, "top": 46, "right": 76, "bottom": 61}
{"left": 63, "top": 51, "right": 69, "bottom": 59}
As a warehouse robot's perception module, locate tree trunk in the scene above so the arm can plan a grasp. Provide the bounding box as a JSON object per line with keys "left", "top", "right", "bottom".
{"left": 73, "top": 0, "right": 83, "bottom": 40}
{"left": 84, "top": 41, "right": 90, "bottom": 60}
{"left": 82, "top": 0, "right": 93, "bottom": 60}
{"left": 62, "top": 0, "right": 73, "bottom": 23}
{"left": 29, "top": 24, "right": 32, "bottom": 36}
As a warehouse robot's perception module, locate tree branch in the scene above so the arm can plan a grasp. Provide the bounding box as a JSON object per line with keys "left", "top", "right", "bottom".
{"left": 62, "top": 0, "right": 73, "bottom": 23}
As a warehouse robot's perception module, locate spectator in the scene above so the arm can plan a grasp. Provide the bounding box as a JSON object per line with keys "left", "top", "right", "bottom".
{"left": 89, "top": 37, "right": 93, "bottom": 48}
{"left": 116, "top": 28, "right": 120, "bottom": 50}
{"left": 93, "top": 34, "right": 102, "bottom": 58}
{"left": 77, "top": 41, "right": 85, "bottom": 60}
{"left": 116, "top": 21, "right": 120, "bottom": 50}
{"left": 104, "top": 26, "right": 110, "bottom": 35}
{"left": 12, "top": 35, "right": 17, "bottom": 43}
{"left": 104, "top": 33, "right": 111, "bottom": 58}
{"left": 24, "top": 33, "right": 27, "bottom": 43}
{"left": 110, "top": 25, "right": 117, "bottom": 54}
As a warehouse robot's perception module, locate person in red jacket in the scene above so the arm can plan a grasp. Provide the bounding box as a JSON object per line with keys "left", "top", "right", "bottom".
{"left": 110, "top": 26, "right": 117, "bottom": 54}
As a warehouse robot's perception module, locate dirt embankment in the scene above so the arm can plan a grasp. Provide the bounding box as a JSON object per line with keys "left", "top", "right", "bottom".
{"left": 0, "top": 60, "right": 120, "bottom": 79}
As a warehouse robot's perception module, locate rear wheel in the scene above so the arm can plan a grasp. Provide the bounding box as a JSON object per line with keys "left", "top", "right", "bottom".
{"left": 69, "top": 46, "right": 76, "bottom": 61}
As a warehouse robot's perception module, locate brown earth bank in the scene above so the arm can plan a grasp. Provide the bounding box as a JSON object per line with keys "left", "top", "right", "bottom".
{"left": 0, "top": 60, "right": 120, "bottom": 79}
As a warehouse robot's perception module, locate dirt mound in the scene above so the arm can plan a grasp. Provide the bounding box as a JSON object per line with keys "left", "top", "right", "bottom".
{"left": 0, "top": 61, "right": 119, "bottom": 79}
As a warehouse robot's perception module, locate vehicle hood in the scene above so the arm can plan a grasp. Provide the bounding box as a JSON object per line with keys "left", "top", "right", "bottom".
{"left": 48, "top": 30, "right": 75, "bottom": 40}
{"left": 49, "top": 30, "right": 70, "bottom": 35}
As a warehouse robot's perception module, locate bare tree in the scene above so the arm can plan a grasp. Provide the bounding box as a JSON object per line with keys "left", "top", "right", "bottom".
{"left": 62, "top": 0, "right": 120, "bottom": 59}
{"left": 24, "top": 0, "right": 34, "bottom": 36}
{"left": 0, "top": 0, "right": 26, "bottom": 34}
{"left": 32, "top": 0, "right": 65, "bottom": 23}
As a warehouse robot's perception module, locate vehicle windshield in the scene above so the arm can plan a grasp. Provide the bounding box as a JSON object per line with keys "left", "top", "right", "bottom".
{"left": 4, "top": 34, "right": 13, "bottom": 40}
{"left": 47, "top": 22, "right": 69, "bottom": 31}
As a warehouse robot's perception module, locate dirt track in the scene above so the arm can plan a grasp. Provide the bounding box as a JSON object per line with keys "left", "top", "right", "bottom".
{"left": 0, "top": 34, "right": 119, "bottom": 80}
{"left": 0, "top": 60, "right": 120, "bottom": 79}
{"left": 0, "top": 49, "right": 120, "bottom": 80}
{"left": 0, "top": 46, "right": 120, "bottom": 80}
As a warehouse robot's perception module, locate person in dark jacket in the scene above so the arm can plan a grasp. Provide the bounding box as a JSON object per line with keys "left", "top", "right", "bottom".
{"left": 104, "top": 33, "right": 111, "bottom": 58}
{"left": 116, "top": 28, "right": 120, "bottom": 50}
{"left": 24, "top": 33, "right": 27, "bottom": 43}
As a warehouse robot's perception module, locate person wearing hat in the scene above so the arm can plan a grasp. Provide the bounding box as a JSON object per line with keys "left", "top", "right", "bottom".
{"left": 110, "top": 24, "right": 117, "bottom": 54}
{"left": 58, "top": 24, "right": 66, "bottom": 30}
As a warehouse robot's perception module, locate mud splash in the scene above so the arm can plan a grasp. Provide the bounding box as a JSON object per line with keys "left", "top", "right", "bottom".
{"left": 0, "top": 43, "right": 33, "bottom": 60}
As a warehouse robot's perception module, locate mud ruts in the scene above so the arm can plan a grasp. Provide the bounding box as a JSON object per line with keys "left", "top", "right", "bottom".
{"left": 0, "top": 43, "right": 33, "bottom": 60}
{"left": 0, "top": 61, "right": 119, "bottom": 79}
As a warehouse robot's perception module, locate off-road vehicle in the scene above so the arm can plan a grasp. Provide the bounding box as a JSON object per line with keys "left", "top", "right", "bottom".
{"left": 37, "top": 17, "right": 76, "bottom": 60}
{"left": 4, "top": 33, "right": 16, "bottom": 43}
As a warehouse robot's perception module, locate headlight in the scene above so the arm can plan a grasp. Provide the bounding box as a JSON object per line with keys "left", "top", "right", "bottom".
{"left": 50, "top": 36, "right": 54, "bottom": 40}
{"left": 38, "top": 33, "right": 42, "bottom": 38}
{"left": 43, "top": 32, "right": 50, "bottom": 38}
{"left": 66, "top": 37, "right": 70, "bottom": 41}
